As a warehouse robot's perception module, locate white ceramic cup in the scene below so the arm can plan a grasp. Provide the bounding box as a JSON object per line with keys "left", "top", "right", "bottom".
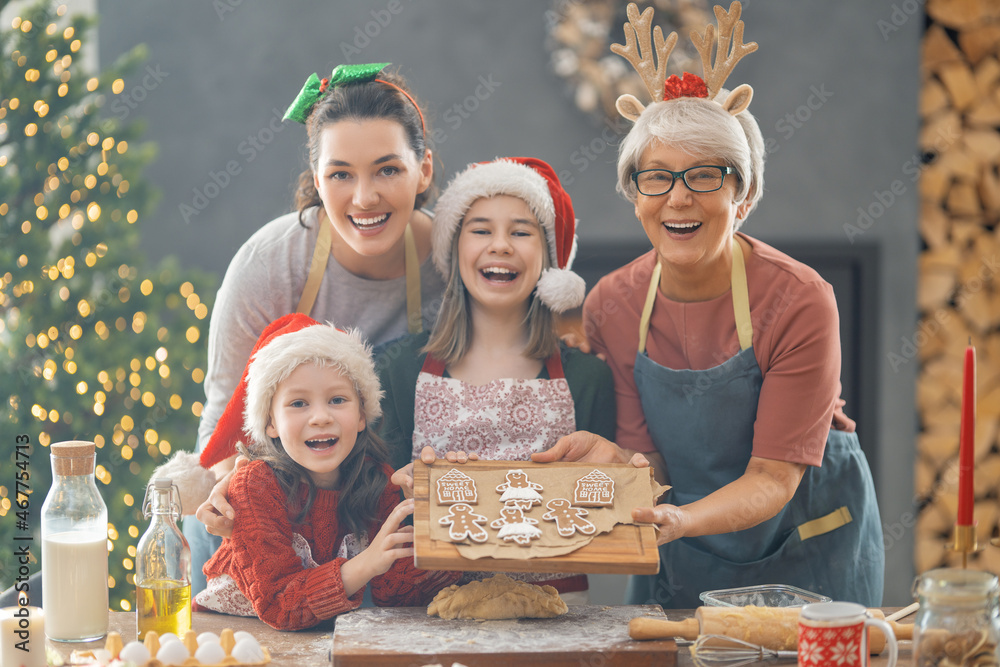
{"left": 798, "top": 601, "right": 898, "bottom": 667}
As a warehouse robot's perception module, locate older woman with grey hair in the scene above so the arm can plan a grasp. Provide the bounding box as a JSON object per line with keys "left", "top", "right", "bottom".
{"left": 534, "top": 2, "right": 884, "bottom": 608}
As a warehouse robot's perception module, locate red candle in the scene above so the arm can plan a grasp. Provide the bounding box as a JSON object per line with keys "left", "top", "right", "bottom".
{"left": 957, "top": 343, "right": 976, "bottom": 526}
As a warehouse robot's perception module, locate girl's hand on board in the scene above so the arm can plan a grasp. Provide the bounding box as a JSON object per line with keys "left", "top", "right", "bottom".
{"left": 391, "top": 446, "right": 480, "bottom": 499}
{"left": 424, "top": 447, "right": 479, "bottom": 465}
{"left": 341, "top": 498, "right": 418, "bottom": 597}
{"left": 360, "top": 498, "right": 417, "bottom": 577}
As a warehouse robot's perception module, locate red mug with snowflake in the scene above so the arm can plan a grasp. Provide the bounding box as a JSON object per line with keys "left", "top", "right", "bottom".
{"left": 797, "top": 602, "right": 898, "bottom": 667}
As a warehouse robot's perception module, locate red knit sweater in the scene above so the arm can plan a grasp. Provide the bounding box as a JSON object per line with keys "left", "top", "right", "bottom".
{"left": 203, "top": 460, "right": 458, "bottom": 630}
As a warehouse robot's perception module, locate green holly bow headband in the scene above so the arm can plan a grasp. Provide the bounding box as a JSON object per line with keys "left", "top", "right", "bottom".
{"left": 283, "top": 62, "right": 425, "bottom": 134}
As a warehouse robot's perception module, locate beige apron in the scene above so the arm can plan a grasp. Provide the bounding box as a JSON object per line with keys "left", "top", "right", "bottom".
{"left": 296, "top": 210, "right": 423, "bottom": 334}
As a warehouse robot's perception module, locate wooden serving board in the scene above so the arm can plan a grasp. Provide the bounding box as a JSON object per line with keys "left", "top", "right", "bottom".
{"left": 413, "top": 460, "right": 661, "bottom": 574}
{"left": 332, "top": 605, "right": 677, "bottom": 666}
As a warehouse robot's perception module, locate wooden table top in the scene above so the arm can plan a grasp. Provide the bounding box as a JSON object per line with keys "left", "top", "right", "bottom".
{"left": 49, "top": 608, "right": 912, "bottom": 666}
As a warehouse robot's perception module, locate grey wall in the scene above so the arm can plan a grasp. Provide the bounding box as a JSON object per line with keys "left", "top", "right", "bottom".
{"left": 97, "top": 1, "right": 922, "bottom": 605}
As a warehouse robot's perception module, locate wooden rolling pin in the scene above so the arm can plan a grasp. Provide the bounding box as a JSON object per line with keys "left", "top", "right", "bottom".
{"left": 629, "top": 606, "right": 913, "bottom": 655}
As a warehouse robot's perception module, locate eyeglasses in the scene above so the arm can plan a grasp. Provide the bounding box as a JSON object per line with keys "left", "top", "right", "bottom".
{"left": 631, "top": 165, "right": 736, "bottom": 196}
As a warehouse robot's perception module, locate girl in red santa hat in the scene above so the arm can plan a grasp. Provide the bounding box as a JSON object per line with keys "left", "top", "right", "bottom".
{"left": 192, "top": 314, "right": 457, "bottom": 630}
{"left": 377, "top": 157, "right": 617, "bottom": 603}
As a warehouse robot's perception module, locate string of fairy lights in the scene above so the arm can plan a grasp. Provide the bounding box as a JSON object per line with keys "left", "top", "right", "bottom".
{"left": 2, "top": 6, "right": 213, "bottom": 611}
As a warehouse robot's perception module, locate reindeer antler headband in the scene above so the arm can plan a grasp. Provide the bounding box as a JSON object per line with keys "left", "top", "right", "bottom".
{"left": 612, "top": 1, "right": 757, "bottom": 121}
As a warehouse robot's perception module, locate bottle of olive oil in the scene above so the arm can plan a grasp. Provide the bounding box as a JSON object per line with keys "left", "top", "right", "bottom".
{"left": 136, "top": 479, "right": 192, "bottom": 639}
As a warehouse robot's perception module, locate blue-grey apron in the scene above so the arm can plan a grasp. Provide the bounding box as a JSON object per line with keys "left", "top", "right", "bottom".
{"left": 625, "top": 238, "right": 884, "bottom": 609}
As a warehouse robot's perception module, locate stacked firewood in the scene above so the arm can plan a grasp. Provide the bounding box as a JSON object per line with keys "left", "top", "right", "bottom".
{"left": 916, "top": 0, "right": 1000, "bottom": 574}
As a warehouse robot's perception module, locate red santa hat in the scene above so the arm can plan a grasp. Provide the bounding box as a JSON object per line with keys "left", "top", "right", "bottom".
{"left": 201, "top": 313, "right": 382, "bottom": 468}
{"left": 431, "top": 157, "right": 586, "bottom": 313}
{"left": 153, "top": 314, "right": 382, "bottom": 514}
{"left": 200, "top": 313, "right": 314, "bottom": 469}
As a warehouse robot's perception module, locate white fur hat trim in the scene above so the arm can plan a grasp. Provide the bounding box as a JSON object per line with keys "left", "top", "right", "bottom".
{"left": 536, "top": 267, "right": 587, "bottom": 314}
{"left": 432, "top": 158, "right": 583, "bottom": 311}
{"left": 432, "top": 160, "right": 557, "bottom": 275}
{"left": 243, "top": 325, "right": 383, "bottom": 448}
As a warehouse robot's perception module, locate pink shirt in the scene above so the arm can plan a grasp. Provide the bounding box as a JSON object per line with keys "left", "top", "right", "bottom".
{"left": 584, "top": 234, "right": 854, "bottom": 468}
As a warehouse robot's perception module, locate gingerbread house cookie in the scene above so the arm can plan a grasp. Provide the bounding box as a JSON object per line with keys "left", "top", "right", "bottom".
{"left": 436, "top": 468, "right": 478, "bottom": 505}
{"left": 573, "top": 469, "right": 615, "bottom": 507}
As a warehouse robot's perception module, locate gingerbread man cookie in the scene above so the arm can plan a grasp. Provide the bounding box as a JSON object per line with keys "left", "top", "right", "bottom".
{"left": 495, "top": 469, "right": 544, "bottom": 507}
{"left": 439, "top": 503, "right": 489, "bottom": 543}
{"left": 490, "top": 505, "right": 542, "bottom": 546}
{"left": 542, "top": 498, "right": 596, "bottom": 537}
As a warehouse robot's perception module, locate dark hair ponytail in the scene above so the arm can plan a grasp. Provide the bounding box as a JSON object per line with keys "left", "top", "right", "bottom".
{"left": 293, "top": 69, "right": 435, "bottom": 225}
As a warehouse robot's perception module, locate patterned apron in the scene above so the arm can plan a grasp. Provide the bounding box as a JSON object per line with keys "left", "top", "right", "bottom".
{"left": 412, "top": 352, "right": 586, "bottom": 591}
{"left": 412, "top": 353, "right": 576, "bottom": 461}
{"left": 625, "top": 239, "right": 884, "bottom": 608}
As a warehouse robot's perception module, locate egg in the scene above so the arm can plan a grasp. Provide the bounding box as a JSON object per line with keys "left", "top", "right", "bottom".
{"left": 118, "top": 640, "right": 151, "bottom": 663}
{"left": 156, "top": 638, "right": 190, "bottom": 664}
{"left": 195, "top": 641, "right": 227, "bottom": 663}
{"left": 197, "top": 631, "right": 221, "bottom": 646}
{"left": 231, "top": 632, "right": 260, "bottom": 654}
{"left": 230, "top": 637, "right": 265, "bottom": 663}
{"left": 158, "top": 631, "right": 181, "bottom": 644}
{"left": 233, "top": 630, "right": 257, "bottom": 644}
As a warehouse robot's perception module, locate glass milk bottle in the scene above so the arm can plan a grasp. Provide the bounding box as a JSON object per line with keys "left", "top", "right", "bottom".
{"left": 135, "top": 478, "right": 192, "bottom": 640}
{"left": 41, "top": 440, "right": 109, "bottom": 642}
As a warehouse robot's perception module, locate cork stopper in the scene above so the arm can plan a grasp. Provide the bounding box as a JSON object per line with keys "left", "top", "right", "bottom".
{"left": 50, "top": 440, "right": 96, "bottom": 476}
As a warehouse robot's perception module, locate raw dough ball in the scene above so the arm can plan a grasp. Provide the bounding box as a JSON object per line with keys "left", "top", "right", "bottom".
{"left": 427, "top": 573, "right": 568, "bottom": 620}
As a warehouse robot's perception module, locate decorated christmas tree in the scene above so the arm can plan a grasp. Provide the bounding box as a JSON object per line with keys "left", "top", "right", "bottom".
{"left": 0, "top": 1, "right": 216, "bottom": 611}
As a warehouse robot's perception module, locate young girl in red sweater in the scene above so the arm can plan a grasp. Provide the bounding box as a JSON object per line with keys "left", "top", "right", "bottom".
{"left": 195, "top": 313, "right": 457, "bottom": 630}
